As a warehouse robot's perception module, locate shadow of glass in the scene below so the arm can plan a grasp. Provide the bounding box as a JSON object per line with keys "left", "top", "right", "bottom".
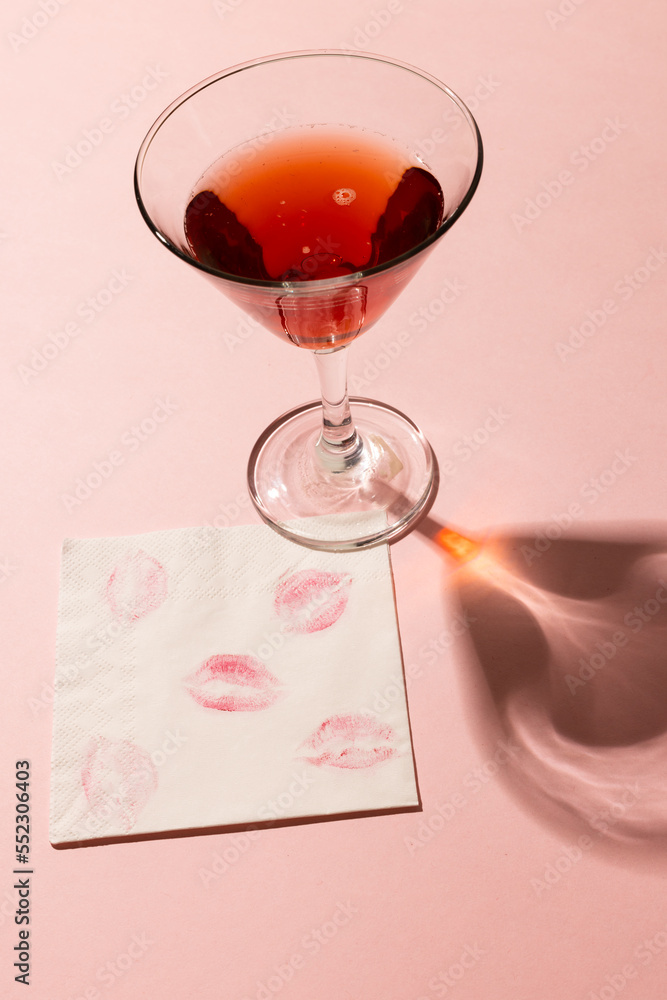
{"left": 420, "top": 519, "right": 667, "bottom": 865}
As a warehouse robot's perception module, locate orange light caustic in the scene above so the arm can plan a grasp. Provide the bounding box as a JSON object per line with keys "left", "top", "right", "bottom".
{"left": 434, "top": 528, "right": 482, "bottom": 563}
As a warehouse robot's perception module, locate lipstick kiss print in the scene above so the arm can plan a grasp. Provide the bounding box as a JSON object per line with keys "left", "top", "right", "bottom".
{"left": 274, "top": 569, "right": 353, "bottom": 634}
{"left": 106, "top": 550, "right": 168, "bottom": 625}
{"left": 299, "top": 714, "right": 399, "bottom": 769}
{"left": 81, "top": 735, "right": 158, "bottom": 833}
{"left": 184, "top": 654, "right": 283, "bottom": 712}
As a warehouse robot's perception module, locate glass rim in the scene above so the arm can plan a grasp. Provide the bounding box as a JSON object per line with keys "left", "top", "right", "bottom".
{"left": 133, "top": 48, "right": 484, "bottom": 291}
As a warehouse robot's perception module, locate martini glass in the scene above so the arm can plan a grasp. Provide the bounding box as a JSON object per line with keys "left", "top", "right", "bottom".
{"left": 134, "top": 51, "right": 482, "bottom": 550}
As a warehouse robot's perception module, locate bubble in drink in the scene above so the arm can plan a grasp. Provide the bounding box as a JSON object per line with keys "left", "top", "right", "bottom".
{"left": 332, "top": 187, "right": 356, "bottom": 206}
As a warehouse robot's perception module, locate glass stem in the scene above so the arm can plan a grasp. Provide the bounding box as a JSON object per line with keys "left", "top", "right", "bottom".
{"left": 313, "top": 346, "right": 363, "bottom": 470}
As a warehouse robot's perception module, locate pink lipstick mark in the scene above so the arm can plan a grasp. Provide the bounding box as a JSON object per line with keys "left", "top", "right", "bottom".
{"left": 81, "top": 736, "right": 158, "bottom": 833}
{"left": 184, "top": 654, "right": 283, "bottom": 712}
{"left": 300, "top": 714, "right": 399, "bottom": 769}
{"left": 106, "top": 550, "right": 168, "bottom": 625}
{"left": 274, "top": 570, "right": 352, "bottom": 634}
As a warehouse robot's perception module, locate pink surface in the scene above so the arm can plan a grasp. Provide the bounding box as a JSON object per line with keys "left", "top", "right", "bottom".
{"left": 2, "top": 1, "right": 667, "bottom": 997}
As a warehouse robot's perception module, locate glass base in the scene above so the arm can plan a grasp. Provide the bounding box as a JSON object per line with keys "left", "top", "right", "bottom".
{"left": 247, "top": 397, "right": 436, "bottom": 550}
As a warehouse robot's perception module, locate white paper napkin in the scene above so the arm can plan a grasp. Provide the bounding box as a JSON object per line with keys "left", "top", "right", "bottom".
{"left": 49, "top": 522, "right": 418, "bottom": 844}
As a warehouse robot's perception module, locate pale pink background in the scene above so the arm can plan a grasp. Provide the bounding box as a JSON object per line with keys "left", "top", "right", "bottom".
{"left": 2, "top": 1, "right": 667, "bottom": 997}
